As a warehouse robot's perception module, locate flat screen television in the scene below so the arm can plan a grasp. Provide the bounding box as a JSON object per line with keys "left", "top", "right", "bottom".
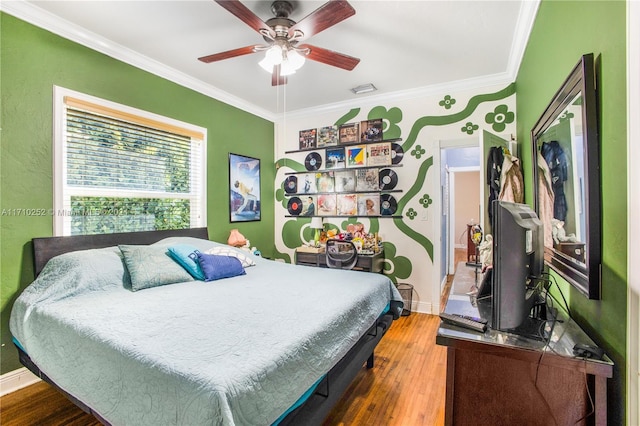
{"left": 479, "top": 201, "right": 544, "bottom": 332}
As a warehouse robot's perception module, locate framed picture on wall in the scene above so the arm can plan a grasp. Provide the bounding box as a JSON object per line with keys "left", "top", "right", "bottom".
{"left": 229, "top": 153, "right": 261, "bottom": 222}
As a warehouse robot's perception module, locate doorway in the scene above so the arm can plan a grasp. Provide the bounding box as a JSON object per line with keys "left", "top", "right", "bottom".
{"left": 439, "top": 142, "right": 481, "bottom": 292}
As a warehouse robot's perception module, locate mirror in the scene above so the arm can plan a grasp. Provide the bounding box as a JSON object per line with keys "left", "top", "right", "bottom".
{"left": 531, "top": 53, "right": 601, "bottom": 299}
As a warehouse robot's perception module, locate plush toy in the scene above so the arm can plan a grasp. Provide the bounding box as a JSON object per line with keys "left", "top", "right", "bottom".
{"left": 551, "top": 219, "right": 578, "bottom": 245}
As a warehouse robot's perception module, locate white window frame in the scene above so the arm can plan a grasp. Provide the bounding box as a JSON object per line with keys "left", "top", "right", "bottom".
{"left": 53, "top": 86, "right": 207, "bottom": 236}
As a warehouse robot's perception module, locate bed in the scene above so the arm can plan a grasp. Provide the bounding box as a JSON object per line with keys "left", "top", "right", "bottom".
{"left": 10, "top": 228, "right": 403, "bottom": 425}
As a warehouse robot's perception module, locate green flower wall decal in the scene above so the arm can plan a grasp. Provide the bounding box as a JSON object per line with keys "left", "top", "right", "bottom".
{"left": 381, "top": 241, "right": 412, "bottom": 284}
{"left": 410, "top": 145, "right": 426, "bottom": 160}
{"left": 406, "top": 208, "right": 417, "bottom": 220}
{"left": 485, "top": 104, "right": 514, "bottom": 132}
{"left": 559, "top": 110, "right": 574, "bottom": 122}
{"left": 439, "top": 95, "right": 456, "bottom": 110}
{"left": 461, "top": 121, "right": 479, "bottom": 135}
{"left": 419, "top": 194, "right": 432, "bottom": 208}
{"left": 369, "top": 106, "right": 403, "bottom": 139}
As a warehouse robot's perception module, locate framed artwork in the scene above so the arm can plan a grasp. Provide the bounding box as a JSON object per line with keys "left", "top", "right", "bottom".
{"left": 229, "top": 153, "right": 261, "bottom": 222}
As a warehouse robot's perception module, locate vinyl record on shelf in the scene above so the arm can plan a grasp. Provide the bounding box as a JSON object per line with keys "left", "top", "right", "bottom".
{"left": 304, "top": 152, "right": 322, "bottom": 171}
{"left": 287, "top": 197, "right": 303, "bottom": 215}
{"left": 391, "top": 143, "right": 404, "bottom": 165}
{"left": 380, "top": 194, "right": 398, "bottom": 216}
{"left": 378, "top": 168, "right": 398, "bottom": 190}
{"left": 284, "top": 176, "right": 298, "bottom": 194}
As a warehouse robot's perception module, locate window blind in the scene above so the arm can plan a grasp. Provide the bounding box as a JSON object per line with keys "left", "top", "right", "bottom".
{"left": 55, "top": 89, "right": 206, "bottom": 236}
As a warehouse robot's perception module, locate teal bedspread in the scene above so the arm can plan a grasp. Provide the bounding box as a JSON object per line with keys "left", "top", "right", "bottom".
{"left": 10, "top": 237, "right": 402, "bottom": 425}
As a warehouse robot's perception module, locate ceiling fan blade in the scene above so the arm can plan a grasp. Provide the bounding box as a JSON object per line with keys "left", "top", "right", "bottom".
{"left": 214, "top": 0, "right": 272, "bottom": 36}
{"left": 289, "top": 0, "right": 355, "bottom": 40}
{"left": 198, "top": 45, "right": 258, "bottom": 63}
{"left": 300, "top": 44, "right": 360, "bottom": 71}
{"left": 271, "top": 65, "right": 287, "bottom": 86}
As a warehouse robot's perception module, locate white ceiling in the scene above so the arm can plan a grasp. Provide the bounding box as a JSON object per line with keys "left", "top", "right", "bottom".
{"left": 2, "top": 0, "right": 539, "bottom": 120}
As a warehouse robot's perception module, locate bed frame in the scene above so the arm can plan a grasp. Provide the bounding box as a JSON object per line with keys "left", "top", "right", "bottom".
{"left": 19, "top": 228, "right": 395, "bottom": 425}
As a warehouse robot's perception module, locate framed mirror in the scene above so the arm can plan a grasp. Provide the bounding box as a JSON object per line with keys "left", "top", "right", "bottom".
{"left": 531, "top": 53, "right": 601, "bottom": 299}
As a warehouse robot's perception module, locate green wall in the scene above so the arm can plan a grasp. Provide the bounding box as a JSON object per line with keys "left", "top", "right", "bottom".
{"left": 515, "top": 1, "right": 627, "bottom": 423}
{"left": 0, "top": 13, "right": 275, "bottom": 374}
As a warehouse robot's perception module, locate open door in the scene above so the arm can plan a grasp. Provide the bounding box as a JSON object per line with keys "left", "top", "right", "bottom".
{"left": 480, "top": 130, "right": 516, "bottom": 235}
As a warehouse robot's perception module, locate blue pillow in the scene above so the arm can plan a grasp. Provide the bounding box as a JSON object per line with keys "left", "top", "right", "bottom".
{"left": 167, "top": 244, "right": 205, "bottom": 280}
{"left": 196, "top": 253, "right": 246, "bottom": 282}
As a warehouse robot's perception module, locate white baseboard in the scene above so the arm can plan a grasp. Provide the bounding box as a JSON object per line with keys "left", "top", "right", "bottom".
{"left": 410, "top": 300, "right": 433, "bottom": 315}
{"left": 454, "top": 244, "right": 466, "bottom": 249}
{"left": 0, "top": 367, "right": 41, "bottom": 396}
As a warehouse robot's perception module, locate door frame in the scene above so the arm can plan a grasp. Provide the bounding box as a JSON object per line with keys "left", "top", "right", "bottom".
{"left": 447, "top": 166, "right": 480, "bottom": 273}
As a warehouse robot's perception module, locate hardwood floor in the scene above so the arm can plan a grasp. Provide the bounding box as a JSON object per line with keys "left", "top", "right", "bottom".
{"left": 1, "top": 314, "right": 447, "bottom": 426}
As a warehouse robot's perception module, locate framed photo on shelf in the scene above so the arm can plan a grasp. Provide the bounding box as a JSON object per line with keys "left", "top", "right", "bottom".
{"left": 325, "top": 147, "right": 346, "bottom": 169}
{"left": 301, "top": 195, "right": 316, "bottom": 216}
{"left": 356, "top": 169, "right": 380, "bottom": 192}
{"left": 337, "top": 194, "right": 357, "bottom": 216}
{"left": 346, "top": 145, "right": 366, "bottom": 167}
{"left": 300, "top": 173, "right": 318, "bottom": 194}
{"left": 360, "top": 118, "right": 384, "bottom": 142}
{"left": 334, "top": 170, "right": 356, "bottom": 192}
{"left": 299, "top": 128, "right": 317, "bottom": 150}
{"left": 229, "top": 153, "right": 260, "bottom": 223}
{"left": 317, "top": 194, "right": 337, "bottom": 216}
{"left": 316, "top": 171, "right": 335, "bottom": 192}
{"left": 318, "top": 125, "right": 339, "bottom": 147}
{"left": 339, "top": 122, "right": 359, "bottom": 144}
{"left": 357, "top": 194, "right": 380, "bottom": 216}
{"left": 366, "top": 142, "right": 392, "bottom": 166}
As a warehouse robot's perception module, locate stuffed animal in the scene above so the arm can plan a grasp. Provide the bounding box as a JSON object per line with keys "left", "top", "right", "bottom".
{"left": 551, "top": 219, "right": 578, "bottom": 245}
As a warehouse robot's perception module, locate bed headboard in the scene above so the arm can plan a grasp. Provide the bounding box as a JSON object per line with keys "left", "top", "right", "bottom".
{"left": 32, "top": 227, "right": 209, "bottom": 277}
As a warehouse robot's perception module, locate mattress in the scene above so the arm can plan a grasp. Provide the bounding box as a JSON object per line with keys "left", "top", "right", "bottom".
{"left": 10, "top": 237, "right": 402, "bottom": 425}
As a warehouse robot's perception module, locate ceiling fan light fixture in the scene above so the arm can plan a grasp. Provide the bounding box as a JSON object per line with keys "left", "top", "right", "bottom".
{"left": 259, "top": 45, "right": 284, "bottom": 72}
{"left": 351, "top": 83, "right": 377, "bottom": 95}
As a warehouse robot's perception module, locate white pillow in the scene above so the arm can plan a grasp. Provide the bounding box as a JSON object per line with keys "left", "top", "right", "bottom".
{"left": 204, "top": 246, "right": 256, "bottom": 268}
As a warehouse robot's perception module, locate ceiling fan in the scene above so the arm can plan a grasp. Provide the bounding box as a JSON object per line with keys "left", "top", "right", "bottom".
{"left": 198, "top": 0, "right": 360, "bottom": 86}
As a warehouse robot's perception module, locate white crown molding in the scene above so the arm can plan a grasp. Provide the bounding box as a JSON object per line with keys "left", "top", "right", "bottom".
{"left": 277, "top": 71, "right": 515, "bottom": 121}
{"left": 1, "top": 0, "right": 538, "bottom": 124}
{"left": 0, "top": 0, "right": 277, "bottom": 122}
{"left": 507, "top": 0, "right": 540, "bottom": 78}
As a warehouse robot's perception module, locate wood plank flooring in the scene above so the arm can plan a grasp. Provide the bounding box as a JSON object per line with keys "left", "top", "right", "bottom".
{"left": 1, "top": 314, "right": 447, "bottom": 426}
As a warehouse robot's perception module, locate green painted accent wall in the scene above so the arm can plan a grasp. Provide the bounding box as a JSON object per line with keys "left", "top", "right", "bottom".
{"left": 0, "top": 14, "right": 275, "bottom": 374}
{"left": 515, "top": 1, "right": 627, "bottom": 422}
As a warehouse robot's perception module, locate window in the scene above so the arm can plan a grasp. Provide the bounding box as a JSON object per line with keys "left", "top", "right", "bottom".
{"left": 54, "top": 87, "right": 206, "bottom": 236}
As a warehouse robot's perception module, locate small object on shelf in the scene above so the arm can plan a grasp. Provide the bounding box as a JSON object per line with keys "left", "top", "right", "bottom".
{"left": 317, "top": 194, "right": 337, "bottom": 216}
{"left": 296, "top": 245, "right": 325, "bottom": 253}
{"left": 316, "top": 171, "right": 335, "bottom": 192}
{"left": 284, "top": 176, "right": 297, "bottom": 194}
{"left": 346, "top": 145, "right": 366, "bottom": 167}
{"left": 339, "top": 122, "right": 359, "bottom": 144}
{"left": 391, "top": 142, "right": 404, "bottom": 164}
{"left": 356, "top": 169, "right": 379, "bottom": 191}
{"left": 299, "top": 128, "right": 317, "bottom": 150}
{"left": 366, "top": 142, "right": 392, "bottom": 166}
{"left": 378, "top": 168, "right": 398, "bottom": 190}
{"left": 360, "top": 119, "right": 384, "bottom": 142}
{"left": 317, "top": 125, "right": 338, "bottom": 147}
{"left": 380, "top": 194, "right": 398, "bottom": 216}
{"left": 357, "top": 194, "right": 380, "bottom": 216}
{"left": 304, "top": 152, "right": 322, "bottom": 171}
{"left": 334, "top": 170, "right": 356, "bottom": 192}
{"left": 310, "top": 216, "right": 324, "bottom": 247}
{"left": 287, "top": 197, "right": 303, "bottom": 215}
{"left": 325, "top": 147, "right": 346, "bottom": 169}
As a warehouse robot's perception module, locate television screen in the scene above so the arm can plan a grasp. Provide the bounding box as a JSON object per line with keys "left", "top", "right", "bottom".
{"left": 489, "top": 200, "right": 544, "bottom": 331}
